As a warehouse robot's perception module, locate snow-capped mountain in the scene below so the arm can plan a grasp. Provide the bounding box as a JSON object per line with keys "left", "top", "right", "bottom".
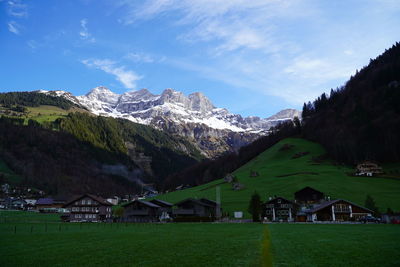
{"left": 40, "top": 87, "right": 300, "bottom": 157}
{"left": 73, "top": 86, "right": 300, "bottom": 133}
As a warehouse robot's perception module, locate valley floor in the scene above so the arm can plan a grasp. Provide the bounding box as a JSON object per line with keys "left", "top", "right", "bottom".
{"left": 0, "top": 211, "right": 399, "bottom": 267}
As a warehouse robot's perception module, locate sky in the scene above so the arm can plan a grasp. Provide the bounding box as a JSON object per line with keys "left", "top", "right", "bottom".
{"left": 1, "top": 0, "right": 399, "bottom": 117}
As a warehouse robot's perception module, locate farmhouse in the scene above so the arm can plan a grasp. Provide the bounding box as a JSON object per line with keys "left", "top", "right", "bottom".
{"left": 306, "top": 199, "right": 372, "bottom": 222}
{"left": 294, "top": 186, "right": 325, "bottom": 204}
{"left": 63, "top": 194, "right": 113, "bottom": 222}
{"left": 122, "top": 200, "right": 161, "bottom": 222}
{"left": 264, "top": 197, "right": 297, "bottom": 222}
{"left": 36, "top": 198, "right": 65, "bottom": 212}
{"left": 356, "top": 161, "right": 383, "bottom": 176}
{"left": 150, "top": 199, "right": 173, "bottom": 220}
{"left": 173, "top": 198, "right": 220, "bottom": 220}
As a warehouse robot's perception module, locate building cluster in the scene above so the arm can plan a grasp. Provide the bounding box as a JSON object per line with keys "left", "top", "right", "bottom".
{"left": 264, "top": 187, "right": 373, "bottom": 222}
{"left": 61, "top": 194, "right": 221, "bottom": 223}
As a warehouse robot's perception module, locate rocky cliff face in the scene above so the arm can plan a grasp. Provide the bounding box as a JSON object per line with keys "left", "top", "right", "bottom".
{"left": 41, "top": 87, "right": 300, "bottom": 158}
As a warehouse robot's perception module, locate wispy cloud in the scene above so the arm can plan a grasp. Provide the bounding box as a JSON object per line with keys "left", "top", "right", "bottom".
{"left": 125, "top": 52, "right": 154, "bottom": 63}
{"left": 7, "top": 21, "right": 20, "bottom": 34}
{"left": 7, "top": 0, "right": 28, "bottom": 17}
{"left": 79, "top": 19, "right": 95, "bottom": 42}
{"left": 82, "top": 59, "right": 142, "bottom": 89}
{"left": 115, "top": 0, "right": 400, "bottom": 106}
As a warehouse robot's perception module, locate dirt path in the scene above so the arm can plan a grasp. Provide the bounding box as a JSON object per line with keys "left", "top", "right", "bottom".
{"left": 261, "top": 226, "right": 273, "bottom": 267}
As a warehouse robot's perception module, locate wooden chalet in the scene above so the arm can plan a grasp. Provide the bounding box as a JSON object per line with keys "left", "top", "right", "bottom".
{"left": 294, "top": 187, "right": 324, "bottom": 204}
{"left": 122, "top": 200, "right": 162, "bottom": 222}
{"left": 264, "top": 197, "right": 297, "bottom": 222}
{"left": 172, "top": 198, "right": 220, "bottom": 220}
{"left": 149, "top": 199, "right": 173, "bottom": 218}
{"left": 36, "top": 198, "right": 65, "bottom": 212}
{"left": 63, "top": 194, "right": 113, "bottom": 222}
{"left": 306, "top": 199, "right": 372, "bottom": 222}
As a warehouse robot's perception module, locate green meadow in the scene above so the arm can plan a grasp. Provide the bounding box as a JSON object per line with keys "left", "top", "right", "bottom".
{"left": 0, "top": 211, "right": 399, "bottom": 266}
{"left": 154, "top": 138, "right": 400, "bottom": 217}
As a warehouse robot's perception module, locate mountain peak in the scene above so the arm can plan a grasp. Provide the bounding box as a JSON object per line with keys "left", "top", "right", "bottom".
{"left": 188, "top": 92, "right": 215, "bottom": 113}
{"left": 85, "top": 86, "right": 120, "bottom": 104}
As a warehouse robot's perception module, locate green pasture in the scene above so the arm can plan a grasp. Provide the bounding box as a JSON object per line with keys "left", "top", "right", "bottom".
{"left": 268, "top": 224, "right": 400, "bottom": 267}
{"left": 155, "top": 138, "right": 400, "bottom": 217}
{"left": 1, "top": 211, "right": 399, "bottom": 266}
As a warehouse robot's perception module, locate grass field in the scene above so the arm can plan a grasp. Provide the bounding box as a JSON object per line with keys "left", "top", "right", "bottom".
{"left": 268, "top": 224, "right": 400, "bottom": 267}
{"left": 1, "top": 211, "right": 399, "bottom": 266}
{"left": 154, "top": 138, "right": 400, "bottom": 217}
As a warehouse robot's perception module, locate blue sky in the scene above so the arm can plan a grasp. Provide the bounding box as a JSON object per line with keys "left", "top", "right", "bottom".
{"left": 1, "top": 0, "right": 399, "bottom": 117}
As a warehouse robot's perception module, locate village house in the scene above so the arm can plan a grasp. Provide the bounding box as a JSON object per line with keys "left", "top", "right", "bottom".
{"left": 294, "top": 186, "right": 325, "bottom": 204}
{"left": 63, "top": 194, "right": 113, "bottom": 222}
{"left": 306, "top": 199, "right": 372, "bottom": 222}
{"left": 150, "top": 199, "right": 173, "bottom": 220}
{"left": 172, "top": 198, "right": 220, "bottom": 220}
{"left": 122, "top": 200, "right": 161, "bottom": 222}
{"left": 355, "top": 161, "right": 383, "bottom": 176}
{"left": 35, "top": 198, "right": 65, "bottom": 212}
{"left": 264, "top": 197, "right": 297, "bottom": 222}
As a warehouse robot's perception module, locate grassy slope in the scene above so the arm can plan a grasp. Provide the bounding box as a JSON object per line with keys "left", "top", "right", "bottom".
{"left": 155, "top": 138, "right": 400, "bottom": 216}
{"left": 26, "top": 105, "right": 87, "bottom": 123}
{"left": 268, "top": 224, "right": 400, "bottom": 267}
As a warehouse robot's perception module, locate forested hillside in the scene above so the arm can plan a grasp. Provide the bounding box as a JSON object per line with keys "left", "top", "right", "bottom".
{"left": 0, "top": 91, "right": 77, "bottom": 110}
{"left": 302, "top": 42, "right": 400, "bottom": 163}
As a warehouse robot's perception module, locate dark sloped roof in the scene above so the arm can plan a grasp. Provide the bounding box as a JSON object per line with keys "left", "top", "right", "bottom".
{"left": 308, "top": 199, "right": 373, "bottom": 213}
{"left": 150, "top": 199, "right": 173, "bottom": 207}
{"left": 122, "top": 199, "right": 160, "bottom": 208}
{"left": 295, "top": 186, "right": 324, "bottom": 195}
{"left": 63, "top": 194, "right": 112, "bottom": 207}
{"left": 264, "top": 196, "right": 297, "bottom": 205}
{"left": 175, "top": 198, "right": 214, "bottom": 207}
{"left": 36, "top": 198, "right": 54, "bottom": 205}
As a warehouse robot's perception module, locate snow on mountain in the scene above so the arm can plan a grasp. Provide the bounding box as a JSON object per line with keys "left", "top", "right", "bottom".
{"left": 43, "top": 86, "right": 300, "bottom": 133}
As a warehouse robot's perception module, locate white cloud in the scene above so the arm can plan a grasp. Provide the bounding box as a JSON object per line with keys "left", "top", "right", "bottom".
{"left": 79, "top": 19, "right": 95, "bottom": 42}
{"left": 82, "top": 59, "right": 142, "bottom": 89}
{"left": 7, "top": 0, "right": 28, "bottom": 17}
{"left": 125, "top": 52, "right": 154, "bottom": 63}
{"left": 116, "top": 0, "right": 400, "bottom": 106}
{"left": 7, "top": 21, "right": 20, "bottom": 34}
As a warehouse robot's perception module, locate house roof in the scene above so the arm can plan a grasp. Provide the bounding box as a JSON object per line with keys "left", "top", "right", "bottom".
{"left": 265, "top": 196, "right": 296, "bottom": 205}
{"left": 63, "top": 194, "right": 112, "bottom": 207}
{"left": 294, "top": 186, "right": 324, "bottom": 195}
{"left": 36, "top": 198, "right": 54, "bottom": 205}
{"left": 122, "top": 199, "right": 160, "bottom": 208}
{"left": 149, "top": 199, "right": 173, "bottom": 207}
{"left": 175, "top": 198, "right": 215, "bottom": 207}
{"left": 308, "top": 199, "right": 373, "bottom": 213}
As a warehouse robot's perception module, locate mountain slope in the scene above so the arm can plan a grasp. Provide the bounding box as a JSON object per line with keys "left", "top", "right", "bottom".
{"left": 154, "top": 138, "right": 400, "bottom": 217}
{"left": 42, "top": 87, "right": 300, "bottom": 157}
{"left": 302, "top": 42, "right": 400, "bottom": 163}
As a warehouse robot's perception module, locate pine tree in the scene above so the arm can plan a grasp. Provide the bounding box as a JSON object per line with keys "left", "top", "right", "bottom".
{"left": 248, "top": 191, "right": 262, "bottom": 222}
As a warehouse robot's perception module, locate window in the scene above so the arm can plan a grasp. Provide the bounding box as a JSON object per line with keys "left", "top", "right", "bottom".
{"left": 88, "top": 199, "right": 92, "bottom": 205}
{"left": 82, "top": 200, "right": 85, "bottom": 205}
{"left": 277, "top": 199, "right": 281, "bottom": 203}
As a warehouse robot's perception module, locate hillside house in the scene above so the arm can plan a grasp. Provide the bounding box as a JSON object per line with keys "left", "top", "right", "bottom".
{"left": 150, "top": 199, "right": 173, "bottom": 220}
{"left": 356, "top": 161, "right": 383, "bottom": 176}
{"left": 36, "top": 198, "right": 65, "bottom": 212}
{"left": 122, "top": 200, "right": 161, "bottom": 222}
{"left": 63, "top": 194, "right": 113, "bottom": 222}
{"left": 264, "top": 197, "right": 297, "bottom": 222}
{"left": 294, "top": 187, "right": 325, "bottom": 204}
{"left": 172, "top": 198, "right": 220, "bottom": 220}
{"left": 306, "top": 199, "right": 372, "bottom": 222}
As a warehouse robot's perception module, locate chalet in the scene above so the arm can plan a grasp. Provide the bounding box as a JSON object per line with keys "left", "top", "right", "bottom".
{"left": 306, "top": 199, "right": 372, "bottom": 222}
{"left": 63, "top": 194, "right": 113, "bottom": 222}
{"left": 36, "top": 198, "right": 65, "bottom": 212}
{"left": 173, "top": 198, "right": 220, "bottom": 220}
{"left": 11, "top": 198, "right": 27, "bottom": 210}
{"left": 294, "top": 187, "right": 325, "bottom": 204}
{"left": 264, "top": 197, "right": 297, "bottom": 222}
{"left": 356, "top": 161, "right": 383, "bottom": 176}
{"left": 122, "top": 200, "right": 161, "bottom": 222}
